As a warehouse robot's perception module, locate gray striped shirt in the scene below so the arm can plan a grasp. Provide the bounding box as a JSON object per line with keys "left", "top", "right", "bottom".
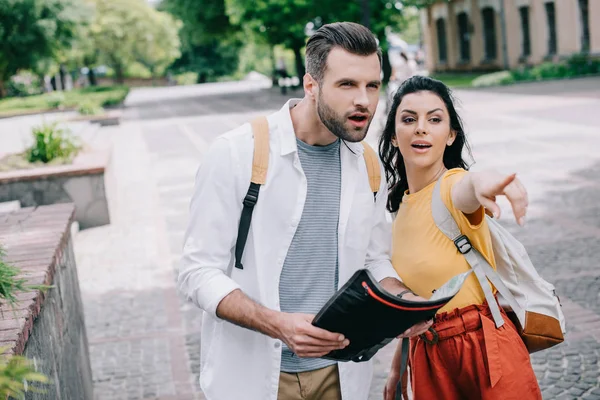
{"left": 279, "top": 137, "right": 341, "bottom": 373}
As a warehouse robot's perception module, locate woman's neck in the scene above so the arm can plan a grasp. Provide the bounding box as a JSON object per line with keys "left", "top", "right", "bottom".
{"left": 405, "top": 163, "right": 447, "bottom": 195}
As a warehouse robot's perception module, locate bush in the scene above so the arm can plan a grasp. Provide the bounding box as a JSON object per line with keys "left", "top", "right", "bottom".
{"left": 0, "top": 247, "right": 50, "bottom": 397}
{"left": 45, "top": 92, "right": 66, "bottom": 109}
{"left": 174, "top": 72, "right": 198, "bottom": 86}
{"left": 0, "top": 352, "right": 49, "bottom": 398}
{"left": 566, "top": 53, "right": 600, "bottom": 75}
{"left": 26, "top": 123, "right": 80, "bottom": 164}
{"left": 77, "top": 101, "right": 104, "bottom": 116}
{"left": 472, "top": 71, "right": 515, "bottom": 87}
{"left": 529, "top": 62, "right": 568, "bottom": 80}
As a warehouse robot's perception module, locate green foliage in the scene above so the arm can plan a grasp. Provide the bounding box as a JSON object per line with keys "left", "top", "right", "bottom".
{"left": 0, "top": 247, "right": 52, "bottom": 306}
{"left": 0, "top": 351, "right": 49, "bottom": 399}
{"left": 467, "top": 54, "right": 600, "bottom": 88}
{"left": 45, "top": 92, "right": 66, "bottom": 109}
{"left": 77, "top": 101, "right": 104, "bottom": 116}
{"left": 161, "top": 0, "right": 241, "bottom": 81}
{"left": 90, "top": 0, "right": 181, "bottom": 82}
{"left": 0, "top": 86, "right": 129, "bottom": 116}
{"left": 431, "top": 73, "right": 487, "bottom": 88}
{"left": 26, "top": 123, "right": 80, "bottom": 164}
{"left": 174, "top": 72, "right": 198, "bottom": 86}
{"left": 0, "top": 0, "right": 89, "bottom": 97}
{"left": 472, "top": 71, "right": 514, "bottom": 87}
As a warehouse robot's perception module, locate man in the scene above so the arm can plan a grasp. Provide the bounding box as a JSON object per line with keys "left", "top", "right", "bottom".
{"left": 178, "top": 22, "right": 430, "bottom": 400}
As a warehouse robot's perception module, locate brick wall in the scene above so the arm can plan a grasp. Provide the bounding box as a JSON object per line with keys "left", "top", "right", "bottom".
{"left": 0, "top": 204, "right": 93, "bottom": 399}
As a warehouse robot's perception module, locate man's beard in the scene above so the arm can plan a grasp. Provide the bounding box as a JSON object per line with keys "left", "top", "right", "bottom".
{"left": 316, "top": 92, "right": 372, "bottom": 143}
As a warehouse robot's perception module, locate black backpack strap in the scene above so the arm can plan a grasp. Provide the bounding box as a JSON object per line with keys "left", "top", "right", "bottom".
{"left": 234, "top": 117, "right": 269, "bottom": 269}
{"left": 395, "top": 338, "right": 410, "bottom": 400}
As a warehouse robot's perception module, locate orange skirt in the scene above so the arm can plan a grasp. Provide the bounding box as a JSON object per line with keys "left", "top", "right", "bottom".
{"left": 409, "top": 301, "right": 542, "bottom": 400}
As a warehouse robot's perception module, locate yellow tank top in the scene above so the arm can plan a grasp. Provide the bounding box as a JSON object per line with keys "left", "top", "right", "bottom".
{"left": 391, "top": 168, "right": 496, "bottom": 314}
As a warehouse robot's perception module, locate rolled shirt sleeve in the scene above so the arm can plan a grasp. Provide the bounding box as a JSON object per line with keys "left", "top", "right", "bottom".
{"left": 178, "top": 137, "right": 242, "bottom": 318}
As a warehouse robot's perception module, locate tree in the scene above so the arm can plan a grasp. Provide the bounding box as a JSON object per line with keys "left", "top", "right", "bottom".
{"left": 0, "top": 0, "right": 88, "bottom": 97}
{"left": 161, "top": 0, "right": 242, "bottom": 82}
{"left": 226, "top": 0, "right": 313, "bottom": 78}
{"left": 90, "top": 0, "right": 181, "bottom": 83}
{"left": 133, "top": 11, "right": 181, "bottom": 79}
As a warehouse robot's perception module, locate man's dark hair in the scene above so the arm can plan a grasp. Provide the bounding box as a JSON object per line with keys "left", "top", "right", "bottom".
{"left": 305, "top": 22, "right": 382, "bottom": 83}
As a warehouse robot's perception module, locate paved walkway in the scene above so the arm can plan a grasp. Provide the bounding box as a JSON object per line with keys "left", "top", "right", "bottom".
{"left": 4, "top": 77, "right": 599, "bottom": 399}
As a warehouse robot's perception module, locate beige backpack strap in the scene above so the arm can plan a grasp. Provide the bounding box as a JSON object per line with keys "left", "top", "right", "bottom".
{"left": 250, "top": 117, "right": 269, "bottom": 184}
{"left": 235, "top": 117, "right": 270, "bottom": 270}
{"left": 361, "top": 141, "right": 381, "bottom": 195}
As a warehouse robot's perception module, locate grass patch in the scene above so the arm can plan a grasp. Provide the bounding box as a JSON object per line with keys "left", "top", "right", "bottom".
{"left": 0, "top": 123, "right": 81, "bottom": 172}
{"left": 0, "top": 86, "right": 129, "bottom": 117}
{"left": 431, "top": 73, "right": 488, "bottom": 88}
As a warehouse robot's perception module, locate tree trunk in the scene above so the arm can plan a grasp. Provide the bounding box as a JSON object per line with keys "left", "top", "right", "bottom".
{"left": 88, "top": 67, "right": 97, "bottom": 86}
{"left": 114, "top": 64, "right": 125, "bottom": 84}
{"left": 382, "top": 49, "right": 392, "bottom": 84}
{"left": 292, "top": 46, "right": 305, "bottom": 81}
{"left": 360, "top": 0, "right": 370, "bottom": 28}
{"left": 59, "top": 65, "right": 67, "bottom": 91}
{"left": 0, "top": 79, "right": 6, "bottom": 98}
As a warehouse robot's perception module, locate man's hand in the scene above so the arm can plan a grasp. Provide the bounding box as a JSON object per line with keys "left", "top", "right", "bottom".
{"left": 275, "top": 313, "right": 349, "bottom": 358}
{"left": 471, "top": 171, "right": 528, "bottom": 226}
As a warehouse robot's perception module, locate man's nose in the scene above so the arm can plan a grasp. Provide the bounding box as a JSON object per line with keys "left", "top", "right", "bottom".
{"left": 353, "top": 88, "right": 370, "bottom": 109}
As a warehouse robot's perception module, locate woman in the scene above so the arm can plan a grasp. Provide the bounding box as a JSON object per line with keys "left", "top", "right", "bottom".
{"left": 379, "top": 76, "right": 541, "bottom": 400}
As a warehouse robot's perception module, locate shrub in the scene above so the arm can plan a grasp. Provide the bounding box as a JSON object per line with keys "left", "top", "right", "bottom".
{"left": 77, "top": 101, "right": 104, "bottom": 116}
{"left": 472, "top": 71, "right": 515, "bottom": 87}
{"left": 566, "top": 53, "right": 600, "bottom": 75}
{"left": 26, "top": 123, "right": 81, "bottom": 164}
{"left": 0, "top": 352, "right": 49, "bottom": 398}
{"left": 45, "top": 92, "right": 66, "bottom": 109}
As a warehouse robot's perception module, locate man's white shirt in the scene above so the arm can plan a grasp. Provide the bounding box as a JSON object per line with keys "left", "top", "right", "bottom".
{"left": 179, "top": 100, "right": 398, "bottom": 400}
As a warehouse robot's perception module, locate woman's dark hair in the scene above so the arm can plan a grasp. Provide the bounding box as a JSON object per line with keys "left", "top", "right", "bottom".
{"left": 378, "top": 75, "right": 472, "bottom": 213}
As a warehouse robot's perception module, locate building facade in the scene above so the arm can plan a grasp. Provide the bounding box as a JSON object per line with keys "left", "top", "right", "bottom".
{"left": 421, "top": 0, "right": 599, "bottom": 72}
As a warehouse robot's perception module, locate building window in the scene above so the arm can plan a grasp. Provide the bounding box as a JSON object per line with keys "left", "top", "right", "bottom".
{"left": 436, "top": 18, "right": 448, "bottom": 63}
{"left": 545, "top": 2, "right": 557, "bottom": 55}
{"left": 481, "top": 7, "right": 497, "bottom": 60}
{"left": 579, "top": 0, "right": 590, "bottom": 52}
{"left": 457, "top": 13, "right": 471, "bottom": 62}
{"left": 519, "top": 6, "right": 531, "bottom": 57}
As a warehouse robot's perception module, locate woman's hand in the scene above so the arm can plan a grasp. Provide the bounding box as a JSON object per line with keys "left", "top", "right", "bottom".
{"left": 384, "top": 368, "right": 410, "bottom": 400}
{"left": 453, "top": 171, "right": 528, "bottom": 226}
{"left": 384, "top": 369, "right": 401, "bottom": 400}
{"left": 470, "top": 171, "right": 528, "bottom": 226}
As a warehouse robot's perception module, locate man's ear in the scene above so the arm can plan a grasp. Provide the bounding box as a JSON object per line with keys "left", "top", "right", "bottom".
{"left": 304, "top": 73, "right": 318, "bottom": 100}
{"left": 447, "top": 129, "right": 457, "bottom": 146}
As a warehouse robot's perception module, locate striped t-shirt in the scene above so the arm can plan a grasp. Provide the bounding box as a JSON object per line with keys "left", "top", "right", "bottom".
{"left": 279, "top": 137, "right": 341, "bottom": 373}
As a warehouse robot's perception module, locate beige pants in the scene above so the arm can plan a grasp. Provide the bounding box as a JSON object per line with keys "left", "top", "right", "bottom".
{"left": 277, "top": 364, "right": 342, "bottom": 400}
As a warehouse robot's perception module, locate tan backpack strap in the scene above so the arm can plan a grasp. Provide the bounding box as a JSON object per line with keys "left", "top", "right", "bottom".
{"left": 235, "top": 117, "right": 269, "bottom": 270}
{"left": 361, "top": 141, "right": 381, "bottom": 194}
{"left": 250, "top": 117, "right": 269, "bottom": 184}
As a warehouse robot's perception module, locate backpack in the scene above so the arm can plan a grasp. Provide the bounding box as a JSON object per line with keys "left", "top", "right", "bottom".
{"left": 430, "top": 175, "right": 566, "bottom": 353}
{"left": 234, "top": 116, "right": 381, "bottom": 270}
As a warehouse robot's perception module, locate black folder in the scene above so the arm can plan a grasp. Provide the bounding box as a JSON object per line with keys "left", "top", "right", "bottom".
{"left": 312, "top": 269, "right": 468, "bottom": 362}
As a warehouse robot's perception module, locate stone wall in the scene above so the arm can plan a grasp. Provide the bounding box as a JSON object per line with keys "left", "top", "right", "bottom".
{"left": 0, "top": 204, "right": 94, "bottom": 399}
{"left": 0, "top": 151, "right": 110, "bottom": 229}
